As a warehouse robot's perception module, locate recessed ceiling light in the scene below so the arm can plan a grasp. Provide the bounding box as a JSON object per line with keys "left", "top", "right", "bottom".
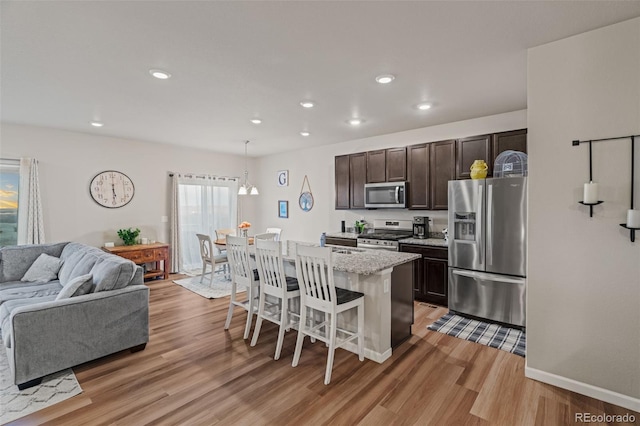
{"left": 90, "top": 121, "right": 104, "bottom": 127}
{"left": 149, "top": 69, "right": 171, "bottom": 79}
{"left": 250, "top": 118, "right": 262, "bottom": 125}
{"left": 300, "top": 101, "right": 315, "bottom": 108}
{"left": 375, "top": 74, "right": 395, "bottom": 84}
{"left": 347, "top": 118, "right": 364, "bottom": 126}
{"left": 416, "top": 103, "right": 432, "bottom": 110}
{"left": 300, "top": 131, "right": 310, "bottom": 137}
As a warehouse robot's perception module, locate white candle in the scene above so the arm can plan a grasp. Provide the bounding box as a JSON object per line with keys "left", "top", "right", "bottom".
{"left": 583, "top": 181, "right": 598, "bottom": 204}
{"left": 627, "top": 209, "right": 640, "bottom": 228}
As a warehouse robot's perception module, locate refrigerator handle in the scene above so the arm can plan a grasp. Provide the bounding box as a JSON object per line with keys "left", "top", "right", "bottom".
{"left": 487, "top": 183, "right": 493, "bottom": 266}
{"left": 452, "top": 269, "right": 525, "bottom": 285}
{"left": 477, "top": 184, "right": 483, "bottom": 268}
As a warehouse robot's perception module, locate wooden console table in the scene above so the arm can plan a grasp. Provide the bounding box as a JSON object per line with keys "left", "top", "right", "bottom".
{"left": 103, "top": 243, "right": 170, "bottom": 281}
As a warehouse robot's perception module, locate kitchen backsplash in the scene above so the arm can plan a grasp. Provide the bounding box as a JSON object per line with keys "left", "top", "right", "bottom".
{"left": 338, "top": 209, "right": 449, "bottom": 233}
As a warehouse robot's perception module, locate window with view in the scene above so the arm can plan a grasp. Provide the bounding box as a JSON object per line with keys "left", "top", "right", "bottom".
{"left": 0, "top": 159, "right": 20, "bottom": 247}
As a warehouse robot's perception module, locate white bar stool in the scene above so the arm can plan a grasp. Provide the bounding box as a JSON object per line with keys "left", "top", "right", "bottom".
{"left": 250, "top": 239, "right": 300, "bottom": 360}
{"left": 292, "top": 245, "right": 365, "bottom": 385}
{"left": 224, "top": 235, "right": 260, "bottom": 339}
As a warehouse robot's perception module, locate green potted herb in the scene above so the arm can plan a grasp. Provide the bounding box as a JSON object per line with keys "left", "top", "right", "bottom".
{"left": 117, "top": 228, "right": 141, "bottom": 246}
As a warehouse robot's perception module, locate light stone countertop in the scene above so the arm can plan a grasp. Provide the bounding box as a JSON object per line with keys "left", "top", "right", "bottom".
{"left": 329, "top": 249, "right": 420, "bottom": 275}
{"left": 257, "top": 243, "right": 419, "bottom": 276}
{"left": 399, "top": 238, "right": 449, "bottom": 248}
{"left": 325, "top": 232, "right": 360, "bottom": 239}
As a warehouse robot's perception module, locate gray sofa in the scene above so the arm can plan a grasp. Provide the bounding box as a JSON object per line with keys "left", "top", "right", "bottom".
{"left": 0, "top": 242, "right": 149, "bottom": 389}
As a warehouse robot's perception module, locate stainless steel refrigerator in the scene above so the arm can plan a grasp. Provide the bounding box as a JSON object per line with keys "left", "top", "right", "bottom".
{"left": 448, "top": 177, "right": 527, "bottom": 328}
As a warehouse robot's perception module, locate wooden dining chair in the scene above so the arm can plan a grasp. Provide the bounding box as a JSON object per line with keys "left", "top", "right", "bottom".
{"left": 292, "top": 245, "right": 364, "bottom": 384}
{"left": 250, "top": 238, "right": 300, "bottom": 360}
{"left": 214, "top": 228, "right": 235, "bottom": 246}
{"left": 254, "top": 233, "right": 277, "bottom": 241}
{"left": 196, "top": 234, "right": 229, "bottom": 285}
{"left": 265, "top": 227, "right": 282, "bottom": 241}
{"left": 224, "top": 235, "right": 260, "bottom": 339}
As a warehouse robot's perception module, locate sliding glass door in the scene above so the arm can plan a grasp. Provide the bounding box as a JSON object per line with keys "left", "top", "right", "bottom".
{"left": 176, "top": 175, "right": 238, "bottom": 274}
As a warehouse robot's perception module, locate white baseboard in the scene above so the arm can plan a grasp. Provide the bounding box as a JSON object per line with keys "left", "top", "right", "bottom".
{"left": 343, "top": 341, "right": 392, "bottom": 364}
{"left": 525, "top": 366, "right": 640, "bottom": 412}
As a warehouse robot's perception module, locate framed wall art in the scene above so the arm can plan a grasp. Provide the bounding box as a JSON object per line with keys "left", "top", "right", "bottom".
{"left": 278, "top": 200, "right": 289, "bottom": 218}
{"left": 277, "top": 170, "right": 289, "bottom": 187}
{"left": 298, "top": 175, "right": 314, "bottom": 212}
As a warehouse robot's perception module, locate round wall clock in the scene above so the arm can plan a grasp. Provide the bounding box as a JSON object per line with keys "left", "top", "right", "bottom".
{"left": 89, "top": 170, "right": 135, "bottom": 208}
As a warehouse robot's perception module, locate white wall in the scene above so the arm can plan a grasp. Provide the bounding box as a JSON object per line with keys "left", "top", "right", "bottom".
{"left": 527, "top": 18, "right": 640, "bottom": 409}
{"left": 0, "top": 123, "right": 258, "bottom": 247}
{"left": 253, "top": 110, "right": 527, "bottom": 243}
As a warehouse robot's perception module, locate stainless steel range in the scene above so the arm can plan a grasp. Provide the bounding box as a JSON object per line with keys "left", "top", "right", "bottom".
{"left": 357, "top": 219, "right": 413, "bottom": 251}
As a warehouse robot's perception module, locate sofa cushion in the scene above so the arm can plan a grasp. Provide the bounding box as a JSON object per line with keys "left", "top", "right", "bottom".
{"left": 58, "top": 243, "right": 138, "bottom": 291}
{"left": 0, "top": 242, "right": 68, "bottom": 283}
{"left": 0, "top": 282, "right": 62, "bottom": 306}
{"left": 21, "top": 253, "right": 64, "bottom": 283}
{"left": 58, "top": 249, "right": 100, "bottom": 286}
{"left": 56, "top": 274, "right": 93, "bottom": 300}
{"left": 92, "top": 258, "right": 136, "bottom": 292}
{"left": 0, "top": 295, "right": 57, "bottom": 348}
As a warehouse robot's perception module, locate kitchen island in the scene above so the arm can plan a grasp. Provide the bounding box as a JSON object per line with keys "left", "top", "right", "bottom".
{"left": 282, "top": 245, "right": 420, "bottom": 363}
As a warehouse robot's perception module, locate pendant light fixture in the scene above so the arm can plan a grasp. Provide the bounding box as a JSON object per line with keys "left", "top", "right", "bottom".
{"left": 238, "top": 140, "right": 259, "bottom": 195}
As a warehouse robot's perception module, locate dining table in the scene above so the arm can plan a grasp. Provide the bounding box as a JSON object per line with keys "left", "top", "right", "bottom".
{"left": 214, "top": 237, "right": 254, "bottom": 247}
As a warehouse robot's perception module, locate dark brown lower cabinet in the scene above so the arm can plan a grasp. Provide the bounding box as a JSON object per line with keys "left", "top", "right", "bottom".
{"left": 325, "top": 237, "right": 357, "bottom": 247}
{"left": 399, "top": 244, "right": 448, "bottom": 306}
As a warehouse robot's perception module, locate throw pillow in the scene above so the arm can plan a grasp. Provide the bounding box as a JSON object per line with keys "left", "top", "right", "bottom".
{"left": 55, "top": 273, "right": 93, "bottom": 300}
{"left": 21, "top": 253, "right": 64, "bottom": 283}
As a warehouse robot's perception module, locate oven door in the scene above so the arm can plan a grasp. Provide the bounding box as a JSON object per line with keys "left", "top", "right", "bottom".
{"left": 364, "top": 182, "right": 407, "bottom": 208}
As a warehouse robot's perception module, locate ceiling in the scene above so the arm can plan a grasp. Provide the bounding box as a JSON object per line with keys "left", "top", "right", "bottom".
{"left": 2, "top": 1, "right": 640, "bottom": 157}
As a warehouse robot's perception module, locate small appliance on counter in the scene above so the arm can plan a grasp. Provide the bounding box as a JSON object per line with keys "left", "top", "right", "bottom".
{"left": 412, "top": 216, "right": 430, "bottom": 239}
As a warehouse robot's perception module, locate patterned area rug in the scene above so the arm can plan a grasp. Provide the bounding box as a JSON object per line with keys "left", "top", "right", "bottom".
{"left": 0, "top": 340, "right": 82, "bottom": 424}
{"left": 428, "top": 312, "right": 526, "bottom": 357}
{"left": 173, "top": 274, "right": 244, "bottom": 299}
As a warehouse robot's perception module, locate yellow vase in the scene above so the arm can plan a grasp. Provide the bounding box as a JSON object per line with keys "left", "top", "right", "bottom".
{"left": 470, "top": 160, "right": 488, "bottom": 179}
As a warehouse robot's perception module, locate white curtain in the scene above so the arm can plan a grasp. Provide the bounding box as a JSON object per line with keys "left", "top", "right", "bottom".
{"left": 170, "top": 173, "right": 238, "bottom": 274}
{"left": 170, "top": 174, "right": 181, "bottom": 272}
{"left": 17, "top": 158, "right": 45, "bottom": 244}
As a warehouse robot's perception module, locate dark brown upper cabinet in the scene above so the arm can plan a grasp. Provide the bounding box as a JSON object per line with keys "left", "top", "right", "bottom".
{"left": 429, "top": 140, "right": 455, "bottom": 210}
{"left": 335, "top": 155, "right": 351, "bottom": 210}
{"left": 335, "top": 128, "right": 525, "bottom": 211}
{"left": 407, "top": 144, "right": 430, "bottom": 209}
{"left": 491, "top": 129, "right": 527, "bottom": 171}
{"left": 386, "top": 147, "right": 407, "bottom": 182}
{"left": 349, "top": 153, "right": 367, "bottom": 209}
{"left": 366, "top": 148, "right": 407, "bottom": 183}
{"left": 366, "top": 150, "right": 386, "bottom": 183}
{"left": 407, "top": 140, "right": 454, "bottom": 210}
{"left": 456, "top": 134, "right": 491, "bottom": 179}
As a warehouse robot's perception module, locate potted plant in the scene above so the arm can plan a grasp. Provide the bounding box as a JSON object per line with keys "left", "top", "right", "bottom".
{"left": 117, "top": 228, "right": 141, "bottom": 246}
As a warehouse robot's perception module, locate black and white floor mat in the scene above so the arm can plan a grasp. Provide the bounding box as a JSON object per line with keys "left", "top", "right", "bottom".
{"left": 428, "top": 312, "right": 526, "bottom": 357}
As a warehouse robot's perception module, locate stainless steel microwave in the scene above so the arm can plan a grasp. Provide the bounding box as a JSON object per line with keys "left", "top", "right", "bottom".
{"left": 364, "top": 182, "right": 407, "bottom": 208}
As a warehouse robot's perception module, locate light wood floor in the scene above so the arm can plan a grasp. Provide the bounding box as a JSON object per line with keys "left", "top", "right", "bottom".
{"left": 12, "top": 275, "right": 639, "bottom": 426}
